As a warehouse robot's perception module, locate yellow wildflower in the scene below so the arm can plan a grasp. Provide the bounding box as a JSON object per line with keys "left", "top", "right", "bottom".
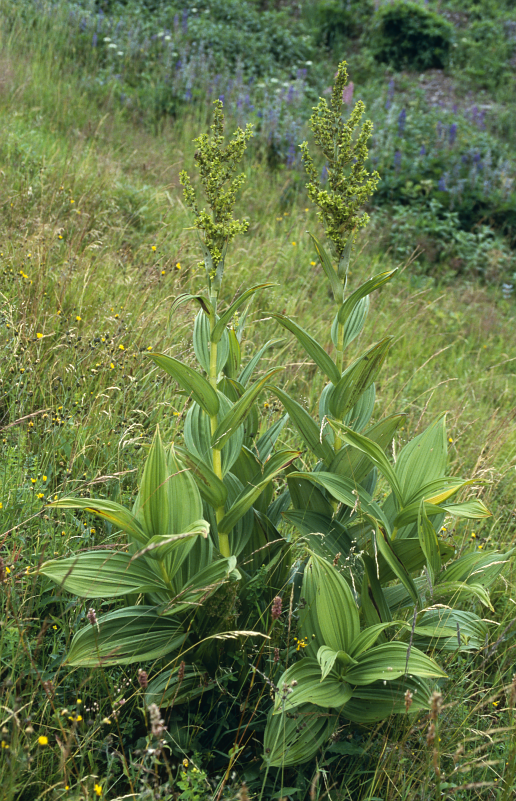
{"left": 38, "top": 735, "right": 49, "bottom": 746}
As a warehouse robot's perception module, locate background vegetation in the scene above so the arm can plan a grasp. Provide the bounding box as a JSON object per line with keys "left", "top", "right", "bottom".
{"left": 1, "top": 0, "right": 516, "bottom": 799}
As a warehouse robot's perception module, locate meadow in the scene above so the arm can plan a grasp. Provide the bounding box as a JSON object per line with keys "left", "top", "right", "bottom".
{"left": 1, "top": 1, "right": 516, "bottom": 800}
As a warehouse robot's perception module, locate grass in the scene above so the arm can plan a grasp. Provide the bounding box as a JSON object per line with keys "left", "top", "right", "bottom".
{"left": 1, "top": 3, "right": 516, "bottom": 800}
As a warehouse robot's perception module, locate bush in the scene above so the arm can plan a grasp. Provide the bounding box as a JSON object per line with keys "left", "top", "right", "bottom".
{"left": 304, "top": 0, "right": 375, "bottom": 50}
{"left": 371, "top": 1, "right": 454, "bottom": 71}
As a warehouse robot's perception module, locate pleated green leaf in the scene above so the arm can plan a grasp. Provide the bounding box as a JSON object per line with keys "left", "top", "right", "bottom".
{"left": 211, "top": 367, "right": 282, "bottom": 450}
{"left": 268, "top": 387, "right": 334, "bottom": 464}
{"left": 255, "top": 413, "right": 288, "bottom": 462}
{"left": 238, "top": 339, "right": 280, "bottom": 387}
{"left": 217, "top": 451, "right": 298, "bottom": 537}
{"left": 273, "top": 659, "right": 352, "bottom": 712}
{"left": 146, "top": 663, "right": 216, "bottom": 707}
{"left": 48, "top": 496, "right": 147, "bottom": 544}
{"left": 184, "top": 394, "right": 243, "bottom": 475}
{"left": 372, "top": 521, "right": 419, "bottom": 605}
{"left": 67, "top": 607, "right": 186, "bottom": 666}
{"left": 348, "top": 623, "right": 402, "bottom": 659}
{"left": 329, "top": 413, "right": 404, "bottom": 484}
{"left": 308, "top": 553, "right": 360, "bottom": 653}
{"left": 317, "top": 646, "right": 357, "bottom": 680}
{"left": 211, "top": 284, "right": 273, "bottom": 343}
{"left": 441, "top": 548, "right": 514, "bottom": 587}
{"left": 174, "top": 447, "right": 228, "bottom": 508}
{"left": 337, "top": 270, "right": 397, "bottom": 329}
{"left": 328, "top": 421, "right": 403, "bottom": 503}
{"left": 288, "top": 471, "right": 390, "bottom": 531}
{"left": 308, "top": 233, "right": 343, "bottom": 303}
{"left": 171, "top": 293, "right": 213, "bottom": 317}
{"left": 343, "top": 642, "right": 446, "bottom": 686}
{"left": 136, "top": 426, "right": 169, "bottom": 541}
{"left": 270, "top": 313, "right": 341, "bottom": 384}
{"left": 329, "top": 338, "right": 392, "bottom": 419}
{"left": 331, "top": 296, "right": 369, "bottom": 350}
{"left": 341, "top": 676, "right": 431, "bottom": 723}
{"left": 40, "top": 551, "right": 167, "bottom": 598}
{"left": 224, "top": 327, "right": 241, "bottom": 379}
{"left": 418, "top": 500, "right": 442, "bottom": 578}
{"left": 395, "top": 415, "right": 447, "bottom": 504}
{"left": 193, "top": 310, "right": 229, "bottom": 375}
{"left": 149, "top": 352, "right": 219, "bottom": 416}
{"left": 263, "top": 702, "right": 338, "bottom": 767}
{"left": 132, "top": 520, "right": 209, "bottom": 563}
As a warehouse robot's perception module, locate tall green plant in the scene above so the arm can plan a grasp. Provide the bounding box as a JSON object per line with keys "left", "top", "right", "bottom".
{"left": 40, "top": 64, "right": 513, "bottom": 777}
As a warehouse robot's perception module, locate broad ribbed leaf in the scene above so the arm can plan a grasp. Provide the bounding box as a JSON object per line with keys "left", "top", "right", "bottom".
{"left": 273, "top": 659, "right": 352, "bottom": 712}
{"left": 184, "top": 394, "right": 243, "bottom": 475}
{"left": 224, "top": 327, "right": 241, "bottom": 379}
{"left": 394, "top": 497, "right": 491, "bottom": 529}
{"left": 146, "top": 664, "right": 215, "bottom": 707}
{"left": 329, "top": 414, "right": 404, "bottom": 484}
{"left": 149, "top": 353, "right": 219, "bottom": 416}
{"left": 211, "top": 368, "right": 282, "bottom": 450}
{"left": 211, "top": 284, "right": 273, "bottom": 343}
{"left": 48, "top": 497, "right": 147, "bottom": 544}
{"left": 441, "top": 548, "right": 514, "bottom": 587}
{"left": 289, "top": 471, "right": 390, "bottom": 531}
{"left": 264, "top": 702, "right": 338, "bottom": 768}
{"left": 308, "top": 233, "right": 343, "bottom": 303}
{"left": 441, "top": 499, "right": 491, "bottom": 519}
{"left": 362, "top": 554, "right": 393, "bottom": 625}
{"left": 412, "top": 609, "right": 489, "bottom": 652}
{"left": 132, "top": 520, "right": 209, "bottom": 563}
{"left": 171, "top": 293, "right": 213, "bottom": 317}
{"left": 287, "top": 476, "right": 334, "bottom": 517}
{"left": 343, "top": 642, "right": 446, "bottom": 685}
{"left": 348, "top": 623, "right": 401, "bottom": 659}
{"left": 171, "top": 556, "right": 238, "bottom": 607}
{"left": 40, "top": 551, "right": 167, "bottom": 598}
{"left": 337, "top": 270, "right": 397, "bottom": 328}
{"left": 271, "top": 313, "right": 341, "bottom": 384}
{"left": 255, "top": 413, "right": 288, "bottom": 462}
{"left": 418, "top": 500, "right": 441, "bottom": 578}
{"left": 342, "top": 676, "right": 431, "bottom": 723}
{"left": 329, "top": 421, "right": 403, "bottom": 503}
{"left": 317, "top": 646, "right": 357, "bottom": 680}
{"left": 331, "top": 296, "right": 369, "bottom": 350}
{"left": 395, "top": 416, "right": 447, "bottom": 504}
{"left": 193, "top": 310, "right": 229, "bottom": 375}
{"left": 329, "top": 338, "right": 392, "bottom": 419}
{"left": 308, "top": 553, "right": 360, "bottom": 653}
{"left": 432, "top": 580, "right": 493, "bottom": 608}
{"left": 372, "top": 522, "right": 419, "bottom": 604}
{"left": 174, "top": 447, "right": 227, "bottom": 508}
{"left": 136, "top": 426, "right": 169, "bottom": 540}
{"left": 217, "top": 451, "right": 298, "bottom": 536}
{"left": 269, "top": 387, "right": 334, "bottom": 464}
{"left": 238, "top": 339, "right": 280, "bottom": 387}
{"left": 67, "top": 607, "right": 186, "bottom": 666}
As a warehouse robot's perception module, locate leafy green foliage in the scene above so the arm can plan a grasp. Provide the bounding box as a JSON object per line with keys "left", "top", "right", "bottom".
{"left": 371, "top": 1, "right": 454, "bottom": 71}
{"left": 31, "top": 60, "right": 514, "bottom": 794}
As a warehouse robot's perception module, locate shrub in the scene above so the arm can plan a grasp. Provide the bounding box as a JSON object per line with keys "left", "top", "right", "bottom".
{"left": 304, "top": 0, "right": 375, "bottom": 50}
{"left": 370, "top": 1, "right": 454, "bottom": 71}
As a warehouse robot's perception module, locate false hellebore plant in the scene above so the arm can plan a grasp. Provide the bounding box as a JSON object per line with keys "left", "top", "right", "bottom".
{"left": 41, "top": 65, "right": 512, "bottom": 773}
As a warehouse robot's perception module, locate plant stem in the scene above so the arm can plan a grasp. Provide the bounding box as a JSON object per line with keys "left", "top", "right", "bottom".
{"left": 208, "top": 305, "right": 230, "bottom": 557}
{"left": 333, "top": 320, "right": 346, "bottom": 452}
